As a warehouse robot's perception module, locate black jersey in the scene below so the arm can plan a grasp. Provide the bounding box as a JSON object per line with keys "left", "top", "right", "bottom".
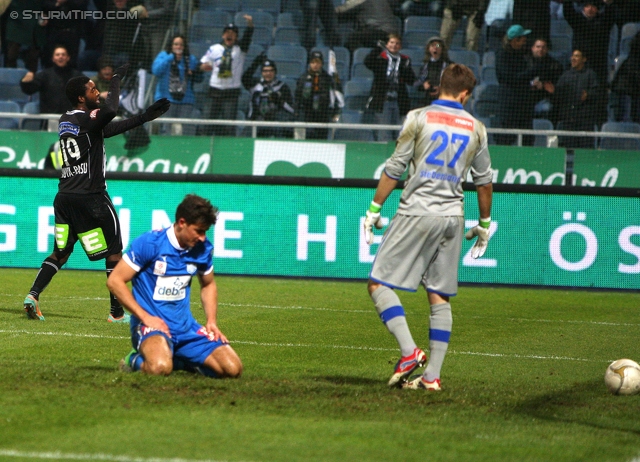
{"left": 57, "top": 77, "right": 147, "bottom": 194}
{"left": 58, "top": 107, "right": 116, "bottom": 194}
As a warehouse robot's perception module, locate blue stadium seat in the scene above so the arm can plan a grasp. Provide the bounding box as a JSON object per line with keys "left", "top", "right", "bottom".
{"left": 343, "top": 79, "right": 371, "bottom": 111}
{"left": 241, "top": 26, "right": 273, "bottom": 48}
{"left": 241, "top": 0, "right": 280, "bottom": 15}
{"left": 332, "top": 109, "right": 374, "bottom": 141}
{"left": 206, "top": 0, "right": 240, "bottom": 13}
{"left": 277, "top": 11, "right": 303, "bottom": 28}
{"left": 189, "top": 25, "right": 223, "bottom": 44}
{"left": 274, "top": 26, "right": 301, "bottom": 45}
{"left": 267, "top": 44, "right": 307, "bottom": 65}
{"left": 599, "top": 121, "right": 640, "bottom": 150}
{"left": 0, "top": 100, "right": 21, "bottom": 130}
{"left": 533, "top": 118, "right": 554, "bottom": 147}
{"left": 471, "top": 83, "right": 501, "bottom": 120}
{"left": 449, "top": 50, "right": 481, "bottom": 68}
{"left": 234, "top": 11, "right": 274, "bottom": 29}
{"left": 193, "top": 9, "right": 232, "bottom": 27}
{"left": 404, "top": 15, "right": 442, "bottom": 33}
{"left": 550, "top": 18, "right": 573, "bottom": 37}
{"left": 402, "top": 30, "right": 438, "bottom": 49}
{"left": 274, "top": 59, "right": 305, "bottom": 78}
{"left": 22, "top": 101, "right": 42, "bottom": 130}
{"left": 480, "top": 66, "right": 497, "bottom": 84}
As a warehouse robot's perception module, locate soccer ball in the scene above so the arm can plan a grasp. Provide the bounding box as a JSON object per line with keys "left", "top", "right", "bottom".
{"left": 604, "top": 359, "right": 640, "bottom": 396}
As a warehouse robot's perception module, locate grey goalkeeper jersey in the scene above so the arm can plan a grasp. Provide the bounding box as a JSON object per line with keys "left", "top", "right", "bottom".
{"left": 384, "top": 99, "right": 492, "bottom": 216}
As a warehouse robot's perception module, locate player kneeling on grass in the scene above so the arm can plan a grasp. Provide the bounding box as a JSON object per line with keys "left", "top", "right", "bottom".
{"left": 107, "top": 194, "right": 242, "bottom": 378}
{"left": 363, "top": 64, "right": 493, "bottom": 391}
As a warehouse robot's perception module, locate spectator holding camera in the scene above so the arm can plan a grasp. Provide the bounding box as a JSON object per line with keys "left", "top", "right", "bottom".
{"left": 414, "top": 36, "right": 452, "bottom": 107}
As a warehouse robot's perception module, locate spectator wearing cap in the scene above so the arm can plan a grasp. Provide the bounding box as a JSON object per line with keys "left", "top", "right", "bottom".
{"left": 563, "top": 0, "right": 616, "bottom": 125}
{"left": 294, "top": 51, "right": 343, "bottom": 140}
{"left": 495, "top": 24, "right": 539, "bottom": 145}
{"left": 200, "top": 15, "right": 254, "bottom": 136}
{"left": 413, "top": 36, "right": 453, "bottom": 107}
{"left": 241, "top": 54, "right": 295, "bottom": 138}
{"left": 364, "top": 34, "right": 416, "bottom": 142}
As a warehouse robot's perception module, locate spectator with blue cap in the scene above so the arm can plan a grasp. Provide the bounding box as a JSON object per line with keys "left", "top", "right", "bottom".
{"left": 495, "top": 24, "right": 539, "bottom": 145}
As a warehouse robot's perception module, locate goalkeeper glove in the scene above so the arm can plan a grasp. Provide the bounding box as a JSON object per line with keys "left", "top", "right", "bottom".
{"left": 363, "top": 201, "right": 384, "bottom": 245}
{"left": 465, "top": 218, "right": 491, "bottom": 259}
{"left": 143, "top": 98, "right": 171, "bottom": 121}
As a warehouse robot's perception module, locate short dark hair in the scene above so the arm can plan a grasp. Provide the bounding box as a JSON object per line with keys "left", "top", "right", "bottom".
{"left": 96, "top": 56, "right": 114, "bottom": 72}
{"left": 65, "top": 75, "right": 91, "bottom": 106}
{"left": 175, "top": 194, "right": 218, "bottom": 227}
{"left": 439, "top": 63, "right": 476, "bottom": 96}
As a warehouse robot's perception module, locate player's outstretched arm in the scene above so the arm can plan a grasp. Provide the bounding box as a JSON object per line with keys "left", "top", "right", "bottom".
{"left": 103, "top": 98, "right": 171, "bottom": 138}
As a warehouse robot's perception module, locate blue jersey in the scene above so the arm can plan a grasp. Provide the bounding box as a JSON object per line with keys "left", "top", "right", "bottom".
{"left": 122, "top": 226, "right": 214, "bottom": 334}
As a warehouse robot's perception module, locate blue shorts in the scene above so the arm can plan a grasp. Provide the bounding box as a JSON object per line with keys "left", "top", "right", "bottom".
{"left": 130, "top": 317, "right": 226, "bottom": 365}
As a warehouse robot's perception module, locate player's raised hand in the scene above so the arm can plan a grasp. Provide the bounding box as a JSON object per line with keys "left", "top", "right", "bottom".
{"left": 143, "top": 98, "right": 171, "bottom": 121}
{"left": 465, "top": 223, "right": 490, "bottom": 258}
{"left": 113, "top": 63, "right": 130, "bottom": 79}
{"left": 363, "top": 202, "right": 384, "bottom": 245}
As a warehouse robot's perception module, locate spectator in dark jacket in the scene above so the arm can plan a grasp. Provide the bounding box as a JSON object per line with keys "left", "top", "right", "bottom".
{"left": 242, "top": 55, "right": 295, "bottom": 139}
{"left": 610, "top": 34, "right": 640, "bottom": 124}
{"left": 512, "top": 0, "right": 551, "bottom": 44}
{"left": 526, "top": 37, "right": 564, "bottom": 121}
{"left": 563, "top": 0, "right": 616, "bottom": 88}
{"left": 414, "top": 36, "right": 452, "bottom": 107}
{"left": 20, "top": 45, "right": 83, "bottom": 129}
{"left": 364, "top": 34, "right": 416, "bottom": 142}
{"left": 335, "top": 0, "right": 400, "bottom": 53}
{"left": 294, "top": 51, "right": 342, "bottom": 140}
{"left": 495, "top": 25, "right": 539, "bottom": 145}
{"left": 546, "top": 48, "right": 600, "bottom": 148}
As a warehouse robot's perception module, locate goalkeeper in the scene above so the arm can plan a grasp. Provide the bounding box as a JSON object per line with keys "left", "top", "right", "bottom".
{"left": 22, "top": 63, "right": 170, "bottom": 323}
{"left": 363, "top": 64, "right": 493, "bottom": 391}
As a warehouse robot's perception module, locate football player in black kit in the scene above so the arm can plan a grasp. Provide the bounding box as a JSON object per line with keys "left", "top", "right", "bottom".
{"left": 23, "top": 63, "right": 171, "bottom": 323}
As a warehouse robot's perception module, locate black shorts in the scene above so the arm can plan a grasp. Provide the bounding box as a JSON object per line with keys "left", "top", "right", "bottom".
{"left": 53, "top": 191, "right": 123, "bottom": 261}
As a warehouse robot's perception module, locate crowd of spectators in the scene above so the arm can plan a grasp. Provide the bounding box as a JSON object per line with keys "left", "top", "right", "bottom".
{"left": 0, "top": 0, "right": 640, "bottom": 145}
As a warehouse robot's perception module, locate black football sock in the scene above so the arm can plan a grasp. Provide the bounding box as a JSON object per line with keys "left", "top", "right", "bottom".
{"left": 105, "top": 260, "right": 124, "bottom": 318}
{"left": 28, "top": 257, "right": 61, "bottom": 299}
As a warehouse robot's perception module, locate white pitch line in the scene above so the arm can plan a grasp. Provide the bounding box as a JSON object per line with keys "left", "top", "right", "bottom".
{"left": 0, "top": 449, "right": 235, "bottom": 462}
{"left": 0, "top": 330, "right": 601, "bottom": 362}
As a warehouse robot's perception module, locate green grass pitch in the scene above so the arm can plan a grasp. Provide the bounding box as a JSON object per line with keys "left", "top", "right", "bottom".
{"left": 1, "top": 268, "right": 640, "bottom": 462}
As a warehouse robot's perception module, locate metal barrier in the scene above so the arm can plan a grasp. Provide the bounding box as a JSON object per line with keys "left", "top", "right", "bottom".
{"left": 2, "top": 112, "right": 640, "bottom": 146}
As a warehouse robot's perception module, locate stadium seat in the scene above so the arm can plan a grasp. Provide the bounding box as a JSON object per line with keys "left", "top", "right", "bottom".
{"left": 404, "top": 15, "right": 442, "bottom": 33}
{"left": 481, "top": 66, "right": 497, "bottom": 84}
{"left": 471, "top": 83, "right": 501, "bottom": 120}
{"left": 240, "top": 26, "right": 273, "bottom": 48}
{"left": 205, "top": 0, "right": 240, "bottom": 13}
{"left": 22, "top": 101, "right": 41, "bottom": 131}
{"left": 332, "top": 109, "right": 374, "bottom": 141}
{"left": 482, "top": 51, "right": 495, "bottom": 68}
{"left": 619, "top": 23, "right": 640, "bottom": 56}
{"left": 189, "top": 25, "right": 223, "bottom": 44}
{"left": 343, "top": 79, "right": 371, "bottom": 111}
{"left": 401, "top": 47, "right": 424, "bottom": 76}
{"left": 448, "top": 50, "right": 481, "bottom": 68}
{"left": 267, "top": 44, "right": 307, "bottom": 66}
{"left": 234, "top": 11, "right": 274, "bottom": 30}
{"left": 193, "top": 9, "right": 232, "bottom": 27}
{"left": 241, "top": 0, "right": 281, "bottom": 15}
{"left": 274, "top": 59, "right": 305, "bottom": 78}
{"left": 549, "top": 34, "right": 572, "bottom": 55}
{"left": 277, "top": 11, "right": 303, "bottom": 28}
{"left": 274, "top": 26, "right": 302, "bottom": 45}
{"left": 532, "top": 118, "right": 554, "bottom": 147}
{"left": 0, "top": 100, "right": 21, "bottom": 130}
{"left": 402, "top": 30, "right": 438, "bottom": 49}
{"left": 550, "top": 18, "right": 573, "bottom": 37}
{"left": 599, "top": 121, "right": 640, "bottom": 150}
{"left": 350, "top": 62, "right": 373, "bottom": 80}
